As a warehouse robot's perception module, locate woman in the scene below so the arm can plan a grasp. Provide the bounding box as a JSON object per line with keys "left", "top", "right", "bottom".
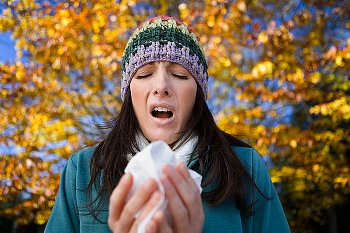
{"left": 45, "top": 16, "right": 290, "bottom": 233}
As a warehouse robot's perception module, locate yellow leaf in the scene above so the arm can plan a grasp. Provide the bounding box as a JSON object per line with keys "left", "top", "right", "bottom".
{"left": 290, "top": 139, "right": 297, "bottom": 148}
{"left": 312, "top": 164, "right": 320, "bottom": 172}
{"left": 309, "top": 72, "right": 321, "bottom": 84}
{"left": 60, "top": 17, "right": 70, "bottom": 27}
{"left": 258, "top": 31, "right": 268, "bottom": 43}
{"left": 335, "top": 55, "right": 344, "bottom": 66}
{"left": 237, "top": 0, "right": 246, "bottom": 12}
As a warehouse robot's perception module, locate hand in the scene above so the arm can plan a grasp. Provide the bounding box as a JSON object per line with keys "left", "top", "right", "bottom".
{"left": 148, "top": 162, "right": 204, "bottom": 233}
{"left": 108, "top": 174, "right": 162, "bottom": 233}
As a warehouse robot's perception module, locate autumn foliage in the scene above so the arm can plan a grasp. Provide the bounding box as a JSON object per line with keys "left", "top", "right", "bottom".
{"left": 0, "top": 0, "right": 349, "bottom": 232}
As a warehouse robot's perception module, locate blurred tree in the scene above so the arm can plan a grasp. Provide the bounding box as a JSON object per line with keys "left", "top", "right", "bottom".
{"left": 195, "top": 0, "right": 350, "bottom": 232}
{"left": 0, "top": 0, "right": 349, "bottom": 232}
{"left": 0, "top": 0, "right": 137, "bottom": 226}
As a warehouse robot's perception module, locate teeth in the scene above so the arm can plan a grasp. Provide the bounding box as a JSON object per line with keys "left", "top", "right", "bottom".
{"left": 154, "top": 107, "right": 171, "bottom": 112}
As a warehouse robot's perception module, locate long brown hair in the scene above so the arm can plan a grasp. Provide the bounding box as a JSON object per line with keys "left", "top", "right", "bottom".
{"left": 86, "top": 86, "right": 255, "bottom": 220}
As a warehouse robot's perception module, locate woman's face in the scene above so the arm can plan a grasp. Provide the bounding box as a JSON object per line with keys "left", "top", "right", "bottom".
{"left": 130, "top": 61, "right": 197, "bottom": 145}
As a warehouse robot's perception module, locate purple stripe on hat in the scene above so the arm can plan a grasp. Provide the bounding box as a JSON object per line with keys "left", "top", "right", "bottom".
{"left": 121, "top": 41, "right": 208, "bottom": 101}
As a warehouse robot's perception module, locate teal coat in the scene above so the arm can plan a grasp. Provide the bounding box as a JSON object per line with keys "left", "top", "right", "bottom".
{"left": 45, "top": 146, "right": 290, "bottom": 233}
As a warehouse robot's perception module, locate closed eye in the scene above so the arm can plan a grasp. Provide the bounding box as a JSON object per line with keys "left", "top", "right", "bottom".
{"left": 135, "top": 74, "right": 152, "bottom": 79}
{"left": 172, "top": 74, "right": 188, "bottom": 79}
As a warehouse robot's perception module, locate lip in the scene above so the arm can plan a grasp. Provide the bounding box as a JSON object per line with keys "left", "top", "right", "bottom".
{"left": 151, "top": 115, "right": 175, "bottom": 125}
{"left": 148, "top": 103, "right": 176, "bottom": 126}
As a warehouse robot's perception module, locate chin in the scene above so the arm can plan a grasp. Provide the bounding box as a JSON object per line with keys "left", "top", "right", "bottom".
{"left": 147, "top": 133, "right": 179, "bottom": 145}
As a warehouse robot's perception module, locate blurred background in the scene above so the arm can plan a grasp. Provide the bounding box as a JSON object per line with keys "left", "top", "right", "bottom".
{"left": 0, "top": 0, "right": 349, "bottom": 232}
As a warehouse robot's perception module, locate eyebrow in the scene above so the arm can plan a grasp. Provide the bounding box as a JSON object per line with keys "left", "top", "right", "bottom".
{"left": 139, "top": 62, "right": 188, "bottom": 71}
{"left": 169, "top": 64, "right": 189, "bottom": 72}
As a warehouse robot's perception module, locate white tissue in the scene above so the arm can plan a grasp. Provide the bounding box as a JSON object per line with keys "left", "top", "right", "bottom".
{"left": 124, "top": 141, "right": 202, "bottom": 233}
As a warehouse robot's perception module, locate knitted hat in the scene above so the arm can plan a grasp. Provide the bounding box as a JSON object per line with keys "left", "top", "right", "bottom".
{"left": 121, "top": 15, "right": 208, "bottom": 101}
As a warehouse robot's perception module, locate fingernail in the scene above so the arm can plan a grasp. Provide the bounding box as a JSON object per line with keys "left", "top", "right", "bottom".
{"left": 162, "top": 164, "right": 169, "bottom": 175}
{"left": 167, "top": 165, "right": 174, "bottom": 175}
{"left": 162, "top": 176, "right": 170, "bottom": 188}
{"left": 178, "top": 161, "right": 186, "bottom": 170}
{"left": 121, "top": 174, "right": 131, "bottom": 184}
{"left": 145, "top": 179, "right": 156, "bottom": 189}
{"left": 154, "top": 210, "right": 163, "bottom": 220}
{"left": 161, "top": 174, "right": 167, "bottom": 182}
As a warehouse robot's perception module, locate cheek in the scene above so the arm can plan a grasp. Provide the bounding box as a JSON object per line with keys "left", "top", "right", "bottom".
{"left": 130, "top": 81, "right": 138, "bottom": 99}
{"left": 130, "top": 81, "right": 147, "bottom": 117}
{"left": 179, "top": 84, "right": 197, "bottom": 121}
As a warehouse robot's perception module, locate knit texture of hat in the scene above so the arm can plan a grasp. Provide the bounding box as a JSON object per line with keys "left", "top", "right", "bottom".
{"left": 121, "top": 16, "right": 208, "bottom": 101}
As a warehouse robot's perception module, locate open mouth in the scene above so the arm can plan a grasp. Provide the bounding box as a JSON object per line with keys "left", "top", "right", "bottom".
{"left": 151, "top": 107, "right": 174, "bottom": 119}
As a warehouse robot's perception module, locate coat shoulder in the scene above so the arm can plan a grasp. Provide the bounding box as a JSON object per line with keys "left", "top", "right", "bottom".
{"left": 231, "top": 146, "right": 273, "bottom": 196}
{"left": 69, "top": 145, "right": 97, "bottom": 168}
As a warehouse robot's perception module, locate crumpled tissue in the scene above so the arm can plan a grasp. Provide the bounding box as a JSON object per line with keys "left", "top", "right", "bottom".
{"left": 124, "top": 140, "right": 202, "bottom": 233}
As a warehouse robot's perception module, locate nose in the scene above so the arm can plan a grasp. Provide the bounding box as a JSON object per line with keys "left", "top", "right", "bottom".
{"left": 152, "top": 69, "right": 171, "bottom": 97}
{"left": 154, "top": 89, "right": 169, "bottom": 96}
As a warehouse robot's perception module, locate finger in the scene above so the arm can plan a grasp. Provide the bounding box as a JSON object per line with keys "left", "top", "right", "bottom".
{"left": 176, "top": 162, "right": 204, "bottom": 230}
{"left": 161, "top": 174, "right": 189, "bottom": 232}
{"left": 176, "top": 161, "right": 200, "bottom": 192}
{"left": 163, "top": 165, "right": 204, "bottom": 230}
{"left": 155, "top": 211, "right": 173, "bottom": 233}
{"left": 164, "top": 165, "right": 201, "bottom": 209}
{"left": 119, "top": 178, "right": 158, "bottom": 230}
{"left": 146, "top": 219, "right": 158, "bottom": 233}
{"left": 138, "top": 191, "right": 162, "bottom": 221}
{"left": 147, "top": 211, "right": 173, "bottom": 233}
{"left": 129, "top": 220, "right": 138, "bottom": 233}
{"left": 131, "top": 192, "right": 161, "bottom": 233}
{"left": 108, "top": 174, "right": 133, "bottom": 228}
